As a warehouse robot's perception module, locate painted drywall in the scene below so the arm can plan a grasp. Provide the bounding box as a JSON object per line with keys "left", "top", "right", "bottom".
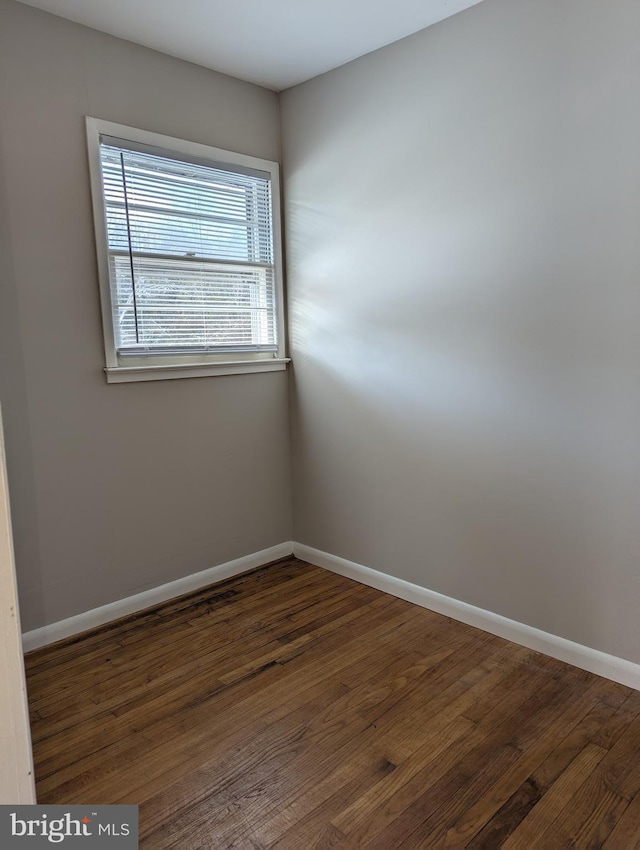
{"left": 282, "top": 0, "right": 640, "bottom": 664}
{"left": 0, "top": 0, "right": 291, "bottom": 631}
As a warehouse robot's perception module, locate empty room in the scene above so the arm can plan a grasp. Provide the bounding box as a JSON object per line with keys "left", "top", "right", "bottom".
{"left": 1, "top": 0, "right": 640, "bottom": 846}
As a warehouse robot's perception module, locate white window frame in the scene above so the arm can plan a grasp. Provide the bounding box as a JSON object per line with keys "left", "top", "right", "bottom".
{"left": 86, "top": 118, "right": 288, "bottom": 383}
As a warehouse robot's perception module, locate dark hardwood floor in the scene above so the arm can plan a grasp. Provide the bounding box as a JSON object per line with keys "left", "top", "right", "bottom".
{"left": 25, "top": 557, "right": 640, "bottom": 848}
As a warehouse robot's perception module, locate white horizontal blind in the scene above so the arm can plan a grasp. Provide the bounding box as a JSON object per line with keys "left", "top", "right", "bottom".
{"left": 98, "top": 139, "right": 277, "bottom": 356}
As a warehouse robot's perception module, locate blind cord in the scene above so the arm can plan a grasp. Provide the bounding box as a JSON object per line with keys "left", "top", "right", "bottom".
{"left": 120, "top": 152, "right": 141, "bottom": 345}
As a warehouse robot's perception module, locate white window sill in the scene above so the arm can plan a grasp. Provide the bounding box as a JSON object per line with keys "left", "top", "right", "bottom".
{"left": 104, "top": 358, "right": 290, "bottom": 384}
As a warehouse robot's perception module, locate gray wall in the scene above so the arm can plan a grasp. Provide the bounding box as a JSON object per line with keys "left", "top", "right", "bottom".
{"left": 282, "top": 0, "right": 640, "bottom": 663}
{"left": 0, "top": 0, "right": 292, "bottom": 631}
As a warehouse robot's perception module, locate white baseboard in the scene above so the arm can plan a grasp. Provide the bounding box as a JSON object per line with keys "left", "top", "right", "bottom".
{"left": 23, "top": 539, "right": 640, "bottom": 693}
{"left": 293, "top": 542, "right": 640, "bottom": 692}
{"left": 22, "top": 542, "right": 293, "bottom": 652}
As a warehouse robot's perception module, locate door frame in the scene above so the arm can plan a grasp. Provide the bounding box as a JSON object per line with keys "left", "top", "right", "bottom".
{"left": 0, "top": 405, "right": 36, "bottom": 803}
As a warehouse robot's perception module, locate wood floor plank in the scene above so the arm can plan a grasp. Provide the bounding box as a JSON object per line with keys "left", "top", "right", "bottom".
{"left": 263, "top": 640, "right": 533, "bottom": 849}
{"left": 31, "top": 583, "right": 392, "bottom": 768}
{"left": 331, "top": 659, "right": 563, "bottom": 847}
{"left": 28, "top": 566, "right": 354, "bottom": 710}
{"left": 359, "top": 667, "right": 594, "bottom": 850}
{"left": 264, "top": 717, "right": 474, "bottom": 849}
{"left": 30, "top": 581, "right": 385, "bottom": 752}
{"left": 538, "top": 783, "right": 628, "bottom": 849}
{"left": 25, "top": 559, "right": 301, "bottom": 672}
{"left": 26, "top": 557, "right": 640, "bottom": 849}
{"left": 136, "top": 641, "right": 428, "bottom": 841}
{"left": 126, "top": 608, "right": 431, "bottom": 816}
{"left": 603, "top": 789, "right": 640, "bottom": 849}
{"left": 500, "top": 744, "right": 609, "bottom": 849}
{"left": 466, "top": 691, "right": 629, "bottom": 849}
{"left": 439, "top": 680, "right": 607, "bottom": 849}
{"left": 39, "top": 599, "right": 424, "bottom": 801}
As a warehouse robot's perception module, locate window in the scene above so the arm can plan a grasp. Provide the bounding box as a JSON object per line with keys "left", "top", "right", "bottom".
{"left": 86, "top": 118, "right": 287, "bottom": 382}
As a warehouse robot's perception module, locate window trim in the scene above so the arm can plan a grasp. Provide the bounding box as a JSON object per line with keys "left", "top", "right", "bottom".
{"left": 85, "top": 117, "right": 288, "bottom": 381}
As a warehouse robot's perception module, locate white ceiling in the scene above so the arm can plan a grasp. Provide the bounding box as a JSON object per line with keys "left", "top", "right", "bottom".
{"left": 15, "top": 0, "right": 485, "bottom": 91}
